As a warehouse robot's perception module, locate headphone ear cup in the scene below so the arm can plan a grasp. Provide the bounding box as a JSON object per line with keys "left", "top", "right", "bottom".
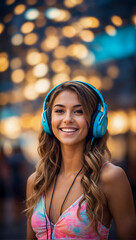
{"left": 91, "top": 111, "right": 108, "bottom": 138}
{"left": 42, "top": 108, "right": 53, "bottom": 135}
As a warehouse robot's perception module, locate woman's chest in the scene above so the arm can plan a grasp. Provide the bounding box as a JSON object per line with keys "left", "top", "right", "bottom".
{"left": 45, "top": 175, "right": 83, "bottom": 224}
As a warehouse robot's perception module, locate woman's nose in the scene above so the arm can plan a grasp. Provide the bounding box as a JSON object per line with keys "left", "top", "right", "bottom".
{"left": 63, "top": 111, "right": 74, "bottom": 123}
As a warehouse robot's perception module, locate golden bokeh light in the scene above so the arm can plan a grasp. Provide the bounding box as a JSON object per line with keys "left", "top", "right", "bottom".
{"left": 45, "top": 26, "right": 58, "bottom": 36}
{"left": 129, "top": 110, "right": 136, "bottom": 133}
{"left": 23, "top": 84, "right": 39, "bottom": 100}
{"left": 52, "top": 73, "right": 70, "bottom": 86}
{"left": 88, "top": 76, "right": 102, "bottom": 90}
{"left": 80, "top": 17, "right": 100, "bottom": 28}
{"left": 35, "top": 15, "right": 46, "bottom": 28}
{"left": 108, "top": 111, "right": 129, "bottom": 135}
{"left": 26, "top": 51, "right": 41, "bottom": 65}
{"left": 10, "top": 57, "right": 22, "bottom": 69}
{"left": 24, "top": 33, "right": 38, "bottom": 45}
{"left": 53, "top": 46, "right": 67, "bottom": 59}
{"left": 0, "top": 23, "right": 5, "bottom": 34}
{"left": 51, "top": 60, "right": 67, "bottom": 73}
{"left": 81, "top": 52, "right": 95, "bottom": 66}
{"left": 41, "top": 35, "right": 59, "bottom": 51}
{"left": 33, "top": 63, "right": 48, "bottom": 77}
{"left": 107, "top": 65, "right": 120, "bottom": 79}
{"left": 105, "top": 25, "right": 116, "bottom": 36}
{"left": 1, "top": 117, "right": 21, "bottom": 139}
{"left": 21, "top": 113, "right": 33, "bottom": 129}
{"left": 64, "top": 0, "right": 83, "bottom": 8}
{"left": 111, "top": 15, "right": 123, "bottom": 26}
{"left": 67, "top": 43, "right": 88, "bottom": 59}
{"left": 9, "top": 89, "right": 24, "bottom": 104}
{"left": 35, "top": 78, "right": 51, "bottom": 94}
{"left": 3, "top": 13, "right": 13, "bottom": 23}
{"left": 131, "top": 14, "right": 136, "bottom": 26}
{"left": 102, "top": 77, "right": 113, "bottom": 90}
{"left": 26, "top": 0, "right": 38, "bottom": 5}
{"left": 11, "top": 33, "right": 23, "bottom": 46}
{"left": 3, "top": 141, "right": 13, "bottom": 156}
{"left": 26, "top": 69, "right": 37, "bottom": 83}
{"left": 72, "top": 75, "right": 88, "bottom": 82}
{"left": 0, "top": 93, "right": 9, "bottom": 106}
{"left": 62, "top": 25, "right": 77, "bottom": 38}
{"left": 0, "top": 52, "right": 9, "bottom": 72}
{"left": 79, "top": 30, "right": 95, "bottom": 42}
{"left": 6, "top": 0, "right": 15, "bottom": 5}
{"left": 21, "top": 21, "right": 35, "bottom": 34}
{"left": 14, "top": 4, "right": 26, "bottom": 15}
{"left": 11, "top": 69, "right": 25, "bottom": 83}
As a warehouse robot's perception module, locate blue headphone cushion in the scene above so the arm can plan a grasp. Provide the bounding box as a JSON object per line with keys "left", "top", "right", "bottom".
{"left": 91, "top": 111, "right": 108, "bottom": 138}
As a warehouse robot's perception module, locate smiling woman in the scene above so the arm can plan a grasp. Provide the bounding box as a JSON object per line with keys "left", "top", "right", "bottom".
{"left": 26, "top": 81, "right": 136, "bottom": 240}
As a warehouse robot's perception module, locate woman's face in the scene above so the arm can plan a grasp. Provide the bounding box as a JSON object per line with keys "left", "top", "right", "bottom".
{"left": 51, "top": 90, "right": 89, "bottom": 147}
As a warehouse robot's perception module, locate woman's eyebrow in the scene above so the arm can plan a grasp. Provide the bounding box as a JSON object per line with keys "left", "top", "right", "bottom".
{"left": 53, "top": 104, "right": 82, "bottom": 108}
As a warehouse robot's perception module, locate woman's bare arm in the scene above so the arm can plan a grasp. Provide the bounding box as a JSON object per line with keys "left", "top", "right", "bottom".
{"left": 26, "top": 172, "right": 37, "bottom": 240}
{"left": 101, "top": 164, "right": 136, "bottom": 240}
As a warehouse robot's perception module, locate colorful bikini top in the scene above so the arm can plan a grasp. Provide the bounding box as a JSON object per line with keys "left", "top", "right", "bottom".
{"left": 31, "top": 194, "right": 109, "bottom": 240}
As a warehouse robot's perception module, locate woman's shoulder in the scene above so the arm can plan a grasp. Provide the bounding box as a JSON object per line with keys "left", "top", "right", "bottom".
{"left": 100, "top": 162, "right": 129, "bottom": 197}
{"left": 100, "top": 162, "right": 126, "bottom": 183}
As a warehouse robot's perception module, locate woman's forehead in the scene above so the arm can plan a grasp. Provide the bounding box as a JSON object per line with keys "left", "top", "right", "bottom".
{"left": 52, "top": 90, "right": 81, "bottom": 106}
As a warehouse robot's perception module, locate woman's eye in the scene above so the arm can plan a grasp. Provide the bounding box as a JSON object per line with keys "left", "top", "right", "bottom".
{"left": 55, "top": 109, "right": 64, "bottom": 113}
{"left": 75, "top": 109, "right": 83, "bottom": 114}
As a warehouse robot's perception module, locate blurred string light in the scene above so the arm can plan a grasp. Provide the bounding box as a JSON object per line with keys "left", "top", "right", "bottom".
{"left": 45, "top": 8, "right": 71, "bottom": 22}
{"left": 53, "top": 45, "right": 67, "bottom": 59}
{"left": 41, "top": 35, "right": 59, "bottom": 51}
{"left": 111, "top": 15, "right": 123, "bottom": 26}
{"left": 26, "top": 0, "right": 38, "bottom": 5}
{"left": 11, "top": 33, "right": 23, "bottom": 46}
{"left": 14, "top": 4, "right": 26, "bottom": 15}
{"left": 24, "top": 33, "right": 38, "bottom": 45}
{"left": 64, "top": 0, "right": 83, "bottom": 8}
{"left": 0, "top": 93, "right": 9, "bottom": 105}
{"left": 62, "top": 25, "right": 77, "bottom": 38}
{"left": 105, "top": 25, "right": 117, "bottom": 36}
{"left": 88, "top": 76, "right": 102, "bottom": 90}
{"left": 52, "top": 73, "right": 70, "bottom": 86}
{"left": 80, "top": 17, "right": 100, "bottom": 28}
{"left": 131, "top": 14, "right": 136, "bottom": 26}
{"left": 10, "top": 57, "right": 22, "bottom": 69}
{"left": 21, "top": 21, "right": 35, "bottom": 34}
{"left": 67, "top": 43, "right": 88, "bottom": 59}
{"left": 33, "top": 63, "right": 48, "bottom": 77}
{"left": 129, "top": 110, "right": 136, "bottom": 133}
{"left": 0, "top": 23, "right": 5, "bottom": 34}
{"left": 34, "top": 78, "right": 51, "bottom": 94}
{"left": 79, "top": 30, "right": 95, "bottom": 42}
{"left": 1, "top": 116, "right": 21, "bottom": 139}
{"left": 3, "top": 13, "right": 13, "bottom": 23}
{"left": 108, "top": 111, "right": 129, "bottom": 135}
{"left": 0, "top": 52, "right": 9, "bottom": 72}
{"left": 6, "top": 0, "right": 15, "bottom": 5}
{"left": 24, "top": 8, "right": 39, "bottom": 20}
{"left": 23, "top": 83, "right": 39, "bottom": 100}
{"left": 81, "top": 52, "right": 95, "bottom": 66}
{"left": 106, "top": 65, "right": 119, "bottom": 79}
{"left": 11, "top": 69, "right": 25, "bottom": 83}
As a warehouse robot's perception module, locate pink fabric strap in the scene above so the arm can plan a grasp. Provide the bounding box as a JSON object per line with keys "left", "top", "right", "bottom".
{"left": 100, "top": 161, "right": 109, "bottom": 171}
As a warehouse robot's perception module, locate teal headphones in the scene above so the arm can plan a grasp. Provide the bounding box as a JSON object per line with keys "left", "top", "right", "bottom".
{"left": 42, "top": 81, "right": 108, "bottom": 140}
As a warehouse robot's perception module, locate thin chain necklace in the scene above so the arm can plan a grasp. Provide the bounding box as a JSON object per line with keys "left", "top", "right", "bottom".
{"left": 48, "top": 167, "right": 83, "bottom": 239}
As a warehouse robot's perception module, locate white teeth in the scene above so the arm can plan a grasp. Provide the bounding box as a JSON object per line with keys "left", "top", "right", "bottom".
{"left": 61, "top": 128, "right": 77, "bottom": 132}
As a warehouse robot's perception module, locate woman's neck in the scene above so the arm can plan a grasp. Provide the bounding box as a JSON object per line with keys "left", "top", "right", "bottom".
{"left": 59, "top": 144, "right": 84, "bottom": 176}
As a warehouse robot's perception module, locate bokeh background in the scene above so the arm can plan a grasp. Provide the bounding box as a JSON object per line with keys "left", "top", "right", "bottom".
{"left": 0, "top": 0, "right": 136, "bottom": 239}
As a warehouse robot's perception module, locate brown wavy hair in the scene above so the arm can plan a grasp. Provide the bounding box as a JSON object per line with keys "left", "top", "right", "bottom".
{"left": 26, "top": 81, "right": 111, "bottom": 233}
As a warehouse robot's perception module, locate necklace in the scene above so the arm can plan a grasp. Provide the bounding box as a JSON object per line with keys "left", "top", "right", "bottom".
{"left": 48, "top": 167, "right": 83, "bottom": 239}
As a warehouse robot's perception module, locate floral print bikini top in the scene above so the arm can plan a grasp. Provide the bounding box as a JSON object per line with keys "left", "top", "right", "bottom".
{"left": 31, "top": 193, "right": 109, "bottom": 240}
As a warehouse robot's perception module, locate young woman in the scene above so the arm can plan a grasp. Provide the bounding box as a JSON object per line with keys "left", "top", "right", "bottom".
{"left": 26, "top": 81, "right": 136, "bottom": 240}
